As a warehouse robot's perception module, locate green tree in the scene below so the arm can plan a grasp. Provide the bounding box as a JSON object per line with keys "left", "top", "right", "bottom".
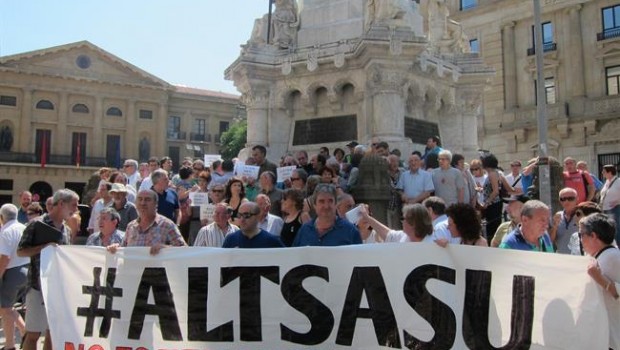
{"left": 219, "top": 120, "right": 247, "bottom": 159}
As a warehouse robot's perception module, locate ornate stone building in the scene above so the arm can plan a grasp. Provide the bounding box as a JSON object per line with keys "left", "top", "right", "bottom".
{"left": 451, "top": 0, "right": 620, "bottom": 171}
{"left": 226, "top": 0, "right": 494, "bottom": 161}
{"left": 0, "top": 41, "right": 241, "bottom": 204}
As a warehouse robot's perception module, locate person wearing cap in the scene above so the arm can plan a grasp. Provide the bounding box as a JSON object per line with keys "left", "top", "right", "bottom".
{"left": 86, "top": 207, "right": 124, "bottom": 246}
{"left": 109, "top": 183, "right": 138, "bottom": 231}
{"left": 505, "top": 160, "right": 524, "bottom": 194}
{"left": 499, "top": 200, "right": 554, "bottom": 252}
{"left": 491, "top": 194, "right": 529, "bottom": 247}
{"left": 344, "top": 141, "right": 358, "bottom": 164}
{"left": 550, "top": 187, "right": 579, "bottom": 254}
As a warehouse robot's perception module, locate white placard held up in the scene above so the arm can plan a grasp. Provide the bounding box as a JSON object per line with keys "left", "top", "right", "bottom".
{"left": 204, "top": 154, "right": 222, "bottom": 168}
{"left": 238, "top": 164, "right": 260, "bottom": 180}
{"left": 345, "top": 205, "right": 363, "bottom": 225}
{"left": 276, "top": 166, "right": 297, "bottom": 183}
{"left": 188, "top": 192, "right": 210, "bottom": 207}
{"left": 199, "top": 203, "right": 216, "bottom": 221}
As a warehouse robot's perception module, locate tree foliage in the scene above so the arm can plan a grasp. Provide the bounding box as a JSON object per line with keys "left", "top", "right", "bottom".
{"left": 219, "top": 120, "right": 247, "bottom": 159}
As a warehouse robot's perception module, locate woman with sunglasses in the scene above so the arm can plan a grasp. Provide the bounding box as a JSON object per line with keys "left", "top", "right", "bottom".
{"left": 550, "top": 187, "right": 579, "bottom": 254}
{"left": 568, "top": 201, "right": 602, "bottom": 255}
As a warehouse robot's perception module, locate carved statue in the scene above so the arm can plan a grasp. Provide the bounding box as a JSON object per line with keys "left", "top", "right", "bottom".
{"left": 366, "top": 0, "right": 422, "bottom": 33}
{"left": 249, "top": 14, "right": 269, "bottom": 45}
{"left": 273, "top": 0, "right": 299, "bottom": 49}
{"left": 428, "top": 0, "right": 450, "bottom": 42}
{"left": 139, "top": 137, "right": 150, "bottom": 161}
{"left": 0, "top": 126, "right": 13, "bottom": 151}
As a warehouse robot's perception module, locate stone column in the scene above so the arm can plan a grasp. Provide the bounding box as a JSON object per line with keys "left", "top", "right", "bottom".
{"left": 19, "top": 88, "right": 33, "bottom": 152}
{"left": 93, "top": 96, "right": 103, "bottom": 157}
{"left": 502, "top": 22, "right": 517, "bottom": 109}
{"left": 158, "top": 103, "right": 168, "bottom": 157}
{"left": 369, "top": 68, "right": 406, "bottom": 139}
{"left": 565, "top": 5, "right": 585, "bottom": 98}
{"left": 126, "top": 99, "right": 136, "bottom": 158}
{"left": 456, "top": 87, "right": 483, "bottom": 162}
{"left": 244, "top": 90, "right": 270, "bottom": 146}
{"left": 57, "top": 92, "right": 68, "bottom": 154}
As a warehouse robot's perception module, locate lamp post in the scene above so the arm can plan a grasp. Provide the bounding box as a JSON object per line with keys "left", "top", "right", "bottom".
{"left": 533, "top": 0, "right": 552, "bottom": 208}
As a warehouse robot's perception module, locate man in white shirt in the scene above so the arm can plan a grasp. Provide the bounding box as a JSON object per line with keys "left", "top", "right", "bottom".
{"left": 193, "top": 203, "right": 238, "bottom": 247}
{"left": 123, "top": 159, "right": 141, "bottom": 189}
{"left": 423, "top": 196, "right": 460, "bottom": 244}
{"left": 256, "top": 194, "right": 284, "bottom": 236}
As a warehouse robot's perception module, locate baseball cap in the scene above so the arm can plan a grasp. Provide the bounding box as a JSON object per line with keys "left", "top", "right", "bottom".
{"left": 345, "top": 141, "right": 359, "bottom": 148}
{"left": 502, "top": 194, "right": 530, "bottom": 204}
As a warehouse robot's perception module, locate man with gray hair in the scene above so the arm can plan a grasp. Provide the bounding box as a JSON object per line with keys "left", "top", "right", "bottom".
{"left": 0, "top": 203, "right": 29, "bottom": 350}
{"left": 256, "top": 194, "right": 284, "bottom": 236}
{"left": 18, "top": 189, "right": 77, "bottom": 350}
{"left": 123, "top": 158, "right": 141, "bottom": 189}
{"left": 150, "top": 169, "right": 181, "bottom": 224}
{"left": 293, "top": 184, "right": 362, "bottom": 246}
{"left": 431, "top": 150, "right": 465, "bottom": 206}
{"left": 499, "top": 200, "right": 554, "bottom": 252}
{"left": 86, "top": 207, "right": 124, "bottom": 246}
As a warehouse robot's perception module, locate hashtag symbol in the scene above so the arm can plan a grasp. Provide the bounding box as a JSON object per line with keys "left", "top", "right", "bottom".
{"left": 77, "top": 267, "right": 123, "bottom": 337}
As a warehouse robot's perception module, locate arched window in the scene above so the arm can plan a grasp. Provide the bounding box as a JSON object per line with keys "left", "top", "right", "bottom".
{"left": 106, "top": 107, "right": 123, "bottom": 117}
{"left": 72, "top": 103, "right": 90, "bottom": 114}
{"left": 35, "top": 100, "right": 54, "bottom": 110}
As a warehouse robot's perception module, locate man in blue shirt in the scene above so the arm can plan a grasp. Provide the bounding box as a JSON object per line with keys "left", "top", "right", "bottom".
{"left": 223, "top": 202, "right": 284, "bottom": 248}
{"left": 293, "top": 184, "right": 362, "bottom": 246}
{"left": 499, "top": 200, "right": 554, "bottom": 252}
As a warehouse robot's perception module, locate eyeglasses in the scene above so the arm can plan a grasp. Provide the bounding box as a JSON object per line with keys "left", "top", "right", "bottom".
{"left": 290, "top": 177, "right": 301, "bottom": 182}
{"left": 559, "top": 196, "right": 576, "bottom": 202}
{"left": 238, "top": 212, "right": 257, "bottom": 219}
{"left": 123, "top": 164, "right": 131, "bottom": 168}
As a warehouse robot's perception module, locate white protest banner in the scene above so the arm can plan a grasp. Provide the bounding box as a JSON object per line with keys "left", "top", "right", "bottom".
{"left": 199, "top": 203, "right": 216, "bottom": 221}
{"left": 42, "top": 245, "right": 608, "bottom": 350}
{"left": 188, "top": 192, "right": 210, "bottom": 207}
{"left": 238, "top": 164, "right": 260, "bottom": 180}
{"left": 203, "top": 154, "right": 222, "bottom": 167}
{"left": 277, "top": 166, "right": 297, "bottom": 183}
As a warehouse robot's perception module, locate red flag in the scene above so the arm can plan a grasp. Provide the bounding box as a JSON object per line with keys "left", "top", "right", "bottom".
{"left": 40, "top": 132, "right": 47, "bottom": 168}
{"left": 76, "top": 136, "right": 81, "bottom": 168}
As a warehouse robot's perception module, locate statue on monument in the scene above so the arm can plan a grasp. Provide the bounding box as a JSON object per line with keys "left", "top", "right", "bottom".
{"left": 273, "top": 0, "right": 299, "bottom": 49}
{"left": 365, "top": 0, "right": 422, "bottom": 31}
{"left": 249, "top": 14, "right": 269, "bottom": 45}
{"left": 428, "top": 0, "right": 469, "bottom": 54}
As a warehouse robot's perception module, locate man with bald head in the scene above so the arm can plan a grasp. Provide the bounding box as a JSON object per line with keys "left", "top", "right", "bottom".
{"left": 222, "top": 202, "right": 284, "bottom": 248}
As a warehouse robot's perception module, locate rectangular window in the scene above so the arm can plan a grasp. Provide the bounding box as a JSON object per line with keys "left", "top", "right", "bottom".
{"left": 535, "top": 77, "right": 556, "bottom": 105}
{"left": 606, "top": 66, "right": 620, "bottom": 95}
{"left": 139, "top": 109, "right": 153, "bottom": 119}
{"left": 167, "top": 116, "right": 181, "bottom": 139}
{"left": 219, "top": 121, "right": 230, "bottom": 134}
{"left": 469, "top": 38, "right": 479, "bottom": 53}
{"left": 35, "top": 129, "right": 51, "bottom": 164}
{"left": 0, "top": 179, "right": 13, "bottom": 191}
{"left": 71, "top": 132, "right": 87, "bottom": 166}
{"left": 106, "top": 134, "right": 121, "bottom": 168}
{"left": 460, "top": 0, "right": 477, "bottom": 11}
{"left": 0, "top": 95, "right": 17, "bottom": 106}
{"left": 193, "top": 119, "right": 206, "bottom": 135}
{"left": 531, "top": 22, "right": 554, "bottom": 44}
{"left": 603, "top": 5, "right": 620, "bottom": 31}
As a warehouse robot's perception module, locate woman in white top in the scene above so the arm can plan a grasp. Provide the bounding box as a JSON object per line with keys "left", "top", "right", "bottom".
{"left": 359, "top": 203, "right": 434, "bottom": 243}
{"left": 600, "top": 164, "right": 620, "bottom": 243}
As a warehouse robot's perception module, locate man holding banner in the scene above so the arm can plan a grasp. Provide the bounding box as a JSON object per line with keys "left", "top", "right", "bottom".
{"left": 193, "top": 203, "right": 238, "bottom": 247}
{"left": 499, "top": 200, "right": 554, "bottom": 252}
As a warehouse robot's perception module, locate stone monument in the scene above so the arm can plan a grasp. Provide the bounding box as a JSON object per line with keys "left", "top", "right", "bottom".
{"left": 226, "top": 0, "right": 494, "bottom": 161}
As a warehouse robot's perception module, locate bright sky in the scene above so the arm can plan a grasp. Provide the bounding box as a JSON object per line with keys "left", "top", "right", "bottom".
{"left": 0, "top": 1, "right": 269, "bottom": 95}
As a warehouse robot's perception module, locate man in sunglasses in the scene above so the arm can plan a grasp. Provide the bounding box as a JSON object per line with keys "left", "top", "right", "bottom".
{"left": 209, "top": 184, "right": 226, "bottom": 204}
{"left": 550, "top": 187, "right": 579, "bottom": 254}
{"left": 222, "top": 202, "right": 284, "bottom": 248}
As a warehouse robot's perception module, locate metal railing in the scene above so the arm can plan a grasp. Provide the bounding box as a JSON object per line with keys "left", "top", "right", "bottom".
{"left": 0, "top": 152, "right": 107, "bottom": 167}
{"left": 598, "top": 27, "right": 620, "bottom": 41}
{"left": 527, "top": 42, "right": 556, "bottom": 56}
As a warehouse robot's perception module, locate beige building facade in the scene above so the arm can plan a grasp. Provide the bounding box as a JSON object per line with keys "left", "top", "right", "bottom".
{"left": 449, "top": 0, "right": 620, "bottom": 172}
{"left": 0, "top": 41, "right": 241, "bottom": 204}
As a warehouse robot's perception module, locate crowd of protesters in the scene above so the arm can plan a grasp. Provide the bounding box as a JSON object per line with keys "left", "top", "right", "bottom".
{"left": 1, "top": 137, "right": 620, "bottom": 349}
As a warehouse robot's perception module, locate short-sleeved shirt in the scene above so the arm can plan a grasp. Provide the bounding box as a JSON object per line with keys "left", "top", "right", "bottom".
{"left": 432, "top": 167, "right": 465, "bottom": 206}
{"left": 153, "top": 187, "right": 180, "bottom": 222}
{"left": 85, "top": 229, "right": 125, "bottom": 247}
{"left": 109, "top": 200, "right": 138, "bottom": 231}
{"left": 385, "top": 230, "right": 434, "bottom": 243}
{"left": 396, "top": 169, "right": 435, "bottom": 200}
{"left": 222, "top": 229, "right": 284, "bottom": 248}
{"left": 259, "top": 214, "right": 284, "bottom": 236}
{"left": 563, "top": 170, "right": 592, "bottom": 204}
{"left": 193, "top": 222, "right": 238, "bottom": 247}
{"left": 18, "top": 214, "right": 71, "bottom": 290}
{"left": 0, "top": 220, "right": 30, "bottom": 268}
{"left": 122, "top": 214, "right": 186, "bottom": 247}
{"left": 499, "top": 226, "right": 554, "bottom": 252}
{"left": 293, "top": 217, "right": 362, "bottom": 247}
